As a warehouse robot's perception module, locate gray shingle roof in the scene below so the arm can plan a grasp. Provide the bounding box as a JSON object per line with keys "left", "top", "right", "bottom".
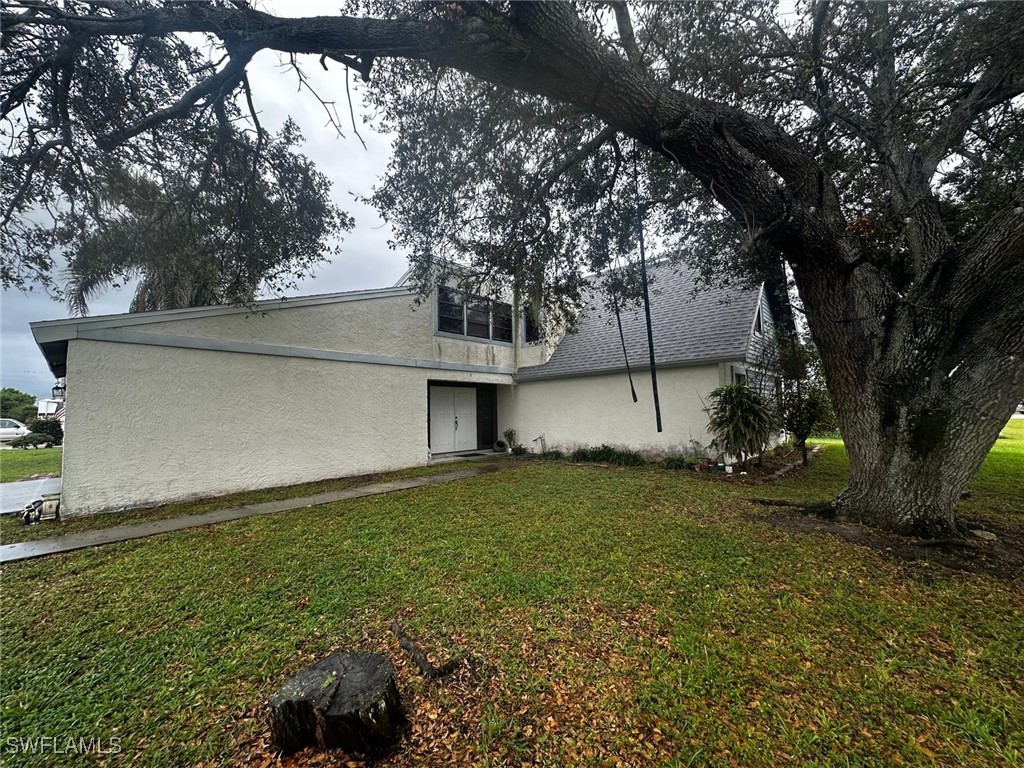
{"left": 516, "top": 263, "right": 761, "bottom": 381}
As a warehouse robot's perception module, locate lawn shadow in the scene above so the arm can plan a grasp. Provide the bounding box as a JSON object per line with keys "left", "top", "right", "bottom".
{"left": 756, "top": 507, "right": 1024, "bottom": 584}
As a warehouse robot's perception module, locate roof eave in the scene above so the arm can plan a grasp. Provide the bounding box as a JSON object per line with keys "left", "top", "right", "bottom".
{"left": 514, "top": 354, "right": 745, "bottom": 383}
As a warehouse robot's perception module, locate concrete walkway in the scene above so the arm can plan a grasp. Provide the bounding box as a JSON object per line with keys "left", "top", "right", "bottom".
{"left": 1, "top": 477, "right": 62, "bottom": 515}
{"left": 1, "top": 467, "right": 492, "bottom": 565}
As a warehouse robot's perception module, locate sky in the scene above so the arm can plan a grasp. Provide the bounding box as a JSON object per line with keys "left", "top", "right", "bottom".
{"left": 0, "top": 1, "right": 406, "bottom": 400}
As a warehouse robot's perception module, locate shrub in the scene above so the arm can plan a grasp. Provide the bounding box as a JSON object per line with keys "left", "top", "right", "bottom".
{"left": 570, "top": 444, "right": 645, "bottom": 467}
{"left": 661, "top": 455, "right": 698, "bottom": 470}
{"left": 10, "top": 432, "right": 54, "bottom": 449}
{"left": 782, "top": 385, "right": 830, "bottom": 464}
{"left": 705, "top": 383, "right": 775, "bottom": 469}
{"left": 537, "top": 450, "right": 564, "bottom": 461}
{"left": 809, "top": 392, "right": 839, "bottom": 436}
{"left": 29, "top": 417, "right": 63, "bottom": 446}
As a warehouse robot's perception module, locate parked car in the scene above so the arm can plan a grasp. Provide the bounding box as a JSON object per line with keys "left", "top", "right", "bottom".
{"left": 0, "top": 418, "right": 30, "bottom": 442}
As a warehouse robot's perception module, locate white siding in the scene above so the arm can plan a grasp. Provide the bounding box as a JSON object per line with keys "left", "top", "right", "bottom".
{"left": 499, "top": 364, "right": 726, "bottom": 456}
{"left": 61, "top": 335, "right": 509, "bottom": 517}
{"left": 129, "top": 293, "right": 518, "bottom": 371}
{"left": 745, "top": 287, "right": 777, "bottom": 366}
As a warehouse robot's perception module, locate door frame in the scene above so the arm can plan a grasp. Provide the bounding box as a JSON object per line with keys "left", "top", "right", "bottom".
{"left": 426, "top": 381, "right": 497, "bottom": 454}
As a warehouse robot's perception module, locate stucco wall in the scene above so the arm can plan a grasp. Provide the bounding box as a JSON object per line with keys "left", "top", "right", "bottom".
{"left": 62, "top": 338, "right": 509, "bottom": 516}
{"left": 129, "top": 293, "right": 519, "bottom": 370}
{"left": 500, "top": 364, "right": 728, "bottom": 456}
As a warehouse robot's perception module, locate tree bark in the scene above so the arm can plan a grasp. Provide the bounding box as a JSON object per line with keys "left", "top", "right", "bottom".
{"left": 835, "top": 403, "right": 1005, "bottom": 537}
{"left": 813, "top": 264, "right": 1021, "bottom": 535}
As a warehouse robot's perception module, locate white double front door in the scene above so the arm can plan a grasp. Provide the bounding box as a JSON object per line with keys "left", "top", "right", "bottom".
{"left": 429, "top": 385, "right": 477, "bottom": 454}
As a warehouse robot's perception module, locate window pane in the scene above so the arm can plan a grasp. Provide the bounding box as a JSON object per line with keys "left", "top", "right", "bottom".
{"left": 438, "top": 287, "right": 464, "bottom": 334}
{"left": 493, "top": 302, "right": 512, "bottom": 326}
{"left": 466, "top": 295, "right": 489, "bottom": 315}
{"left": 439, "top": 315, "right": 464, "bottom": 334}
{"left": 438, "top": 302, "right": 463, "bottom": 320}
{"left": 466, "top": 295, "right": 490, "bottom": 338}
{"left": 492, "top": 302, "right": 513, "bottom": 341}
{"left": 439, "top": 286, "right": 463, "bottom": 306}
{"left": 466, "top": 307, "right": 489, "bottom": 325}
{"left": 467, "top": 321, "right": 490, "bottom": 338}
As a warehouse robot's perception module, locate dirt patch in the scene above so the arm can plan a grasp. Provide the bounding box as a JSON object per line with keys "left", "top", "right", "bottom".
{"left": 757, "top": 507, "right": 1024, "bottom": 583}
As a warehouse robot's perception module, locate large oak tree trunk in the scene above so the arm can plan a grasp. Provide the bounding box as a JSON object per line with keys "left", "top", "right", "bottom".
{"left": 797, "top": 244, "right": 1024, "bottom": 538}
{"left": 834, "top": 398, "right": 1007, "bottom": 538}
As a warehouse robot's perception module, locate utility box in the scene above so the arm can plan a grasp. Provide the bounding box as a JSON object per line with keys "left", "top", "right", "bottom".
{"left": 41, "top": 493, "right": 61, "bottom": 518}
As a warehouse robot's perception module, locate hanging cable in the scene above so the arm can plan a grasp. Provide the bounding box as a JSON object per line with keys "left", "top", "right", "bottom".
{"left": 634, "top": 142, "right": 663, "bottom": 432}
{"left": 612, "top": 290, "right": 639, "bottom": 403}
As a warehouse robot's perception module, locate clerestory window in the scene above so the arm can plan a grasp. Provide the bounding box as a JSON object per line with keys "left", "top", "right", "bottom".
{"left": 436, "top": 287, "right": 514, "bottom": 344}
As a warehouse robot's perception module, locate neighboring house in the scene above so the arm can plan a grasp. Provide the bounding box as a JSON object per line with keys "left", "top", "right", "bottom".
{"left": 36, "top": 397, "right": 65, "bottom": 423}
{"left": 31, "top": 263, "right": 774, "bottom": 516}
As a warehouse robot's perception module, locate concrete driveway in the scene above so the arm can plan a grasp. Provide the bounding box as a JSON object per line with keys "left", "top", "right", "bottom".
{"left": 0, "top": 477, "right": 62, "bottom": 516}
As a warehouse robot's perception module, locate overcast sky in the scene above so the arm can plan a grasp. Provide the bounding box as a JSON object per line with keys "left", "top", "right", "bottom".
{"left": 1, "top": 1, "right": 407, "bottom": 400}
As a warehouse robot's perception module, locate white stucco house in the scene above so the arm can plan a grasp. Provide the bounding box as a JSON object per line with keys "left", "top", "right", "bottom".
{"left": 30, "top": 262, "right": 774, "bottom": 516}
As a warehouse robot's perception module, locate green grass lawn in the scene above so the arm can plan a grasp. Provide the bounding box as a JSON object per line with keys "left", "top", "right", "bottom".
{"left": 964, "top": 418, "right": 1024, "bottom": 521}
{"left": 772, "top": 419, "right": 1024, "bottom": 521}
{"left": 0, "top": 461, "right": 481, "bottom": 545}
{"left": 0, "top": 446, "right": 62, "bottom": 483}
{"left": 0, "top": 430, "right": 1021, "bottom": 767}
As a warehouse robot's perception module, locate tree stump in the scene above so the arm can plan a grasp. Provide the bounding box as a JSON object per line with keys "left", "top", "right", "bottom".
{"left": 268, "top": 651, "right": 405, "bottom": 756}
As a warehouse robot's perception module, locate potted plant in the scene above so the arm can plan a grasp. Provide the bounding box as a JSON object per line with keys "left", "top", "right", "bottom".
{"left": 502, "top": 428, "right": 527, "bottom": 454}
